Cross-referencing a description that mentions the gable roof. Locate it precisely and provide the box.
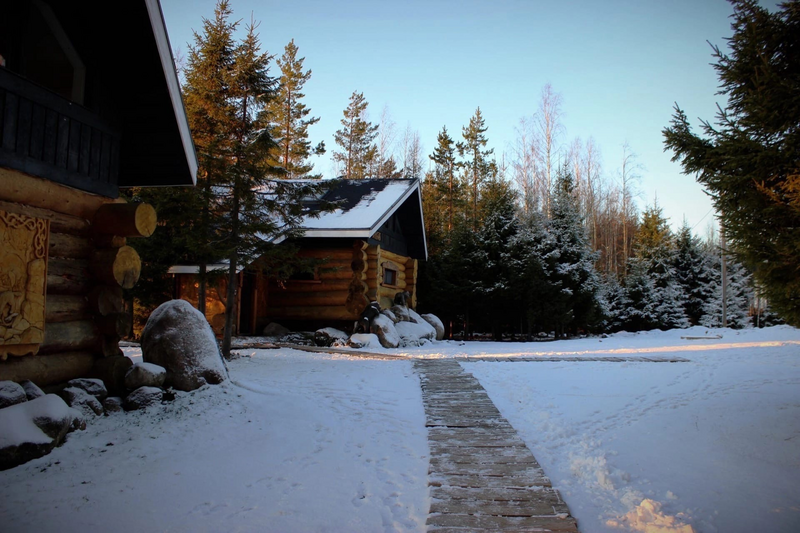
[303,179,421,237]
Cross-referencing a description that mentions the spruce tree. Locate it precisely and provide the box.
[546,170,602,336]
[267,39,325,179]
[181,0,239,314]
[673,221,713,325]
[429,127,465,236]
[332,91,378,179]
[700,243,754,329]
[629,204,689,330]
[458,108,496,228]
[663,0,800,325]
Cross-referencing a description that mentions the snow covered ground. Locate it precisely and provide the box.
[1,326,798,533]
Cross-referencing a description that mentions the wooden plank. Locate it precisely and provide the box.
[16,97,32,157]
[429,486,557,503]
[429,498,569,517]
[431,474,552,489]
[0,199,90,235]
[56,114,70,169]
[43,108,58,165]
[2,91,17,150]
[68,119,81,172]
[79,123,91,176]
[49,232,93,259]
[47,258,92,295]
[29,102,46,160]
[427,514,578,532]
[45,294,90,323]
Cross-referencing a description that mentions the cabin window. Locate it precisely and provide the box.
[383,268,397,286]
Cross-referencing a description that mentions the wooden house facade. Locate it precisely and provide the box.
[0,0,197,389]
[172,179,427,333]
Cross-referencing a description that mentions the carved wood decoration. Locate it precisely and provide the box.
[0,210,50,359]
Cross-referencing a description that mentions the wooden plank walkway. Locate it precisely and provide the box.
[415,359,580,532]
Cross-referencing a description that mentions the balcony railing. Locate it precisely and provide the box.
[0,68,121,198]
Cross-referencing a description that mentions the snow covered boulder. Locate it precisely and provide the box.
[66,378,107,402]
[124,387,163,411]
[371,314,400,348]
[395,310,437,346]
[102,397,123,414]
[390,305,411,322]
[381,308,399,323]
[314,327,348,347]
[420,313,445,341]
[60,387,104,417]
[347,333,381,349]
[0,394,83,471]
[0,381,27,409]
[141,299,228,392]
[20,380,45,401]
[124,363,166,390]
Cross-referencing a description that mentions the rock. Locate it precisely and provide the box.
[262,322,290,338]
[102,397,124,413]
[60,387,104,417]
[347,333,381,349]
[396,311,437,347]
[141,299,228,392]
[371,314,400,348]
[124,387,163,411]
[0,381,27,409]
[381,308,399,323]
[0,394,83,471]
[390,305,411,322]
[91,355,133,397]
[20,380,45,401]
[420,313,445,341]
[409,310,438,336]
[124,363,166,390]
[314,327,348,347]
[66,378,108,402]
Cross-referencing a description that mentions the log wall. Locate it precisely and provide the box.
[0,170,143,387]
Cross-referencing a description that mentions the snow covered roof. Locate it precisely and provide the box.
[303,178,424,235]
[168,263,244,275]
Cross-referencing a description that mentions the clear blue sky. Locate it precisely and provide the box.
[161,0,741,234]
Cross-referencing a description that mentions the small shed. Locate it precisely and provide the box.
[172,178,427,333]
[0,0,197,388]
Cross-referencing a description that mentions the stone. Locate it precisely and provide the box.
[124,363,166,390]
[0,394,83,471]
[66,378,108,402]
[20,380,45,401]
[420,313,445,340]
[0,381,27,409]
[91,355,133,397]
[390,305,411,322]
[141,299,228,392]
[370,314,400,349]
[102,397,124,413]
[262,322,290,338]
[381,308,399,323]
[347,333,381,349]
[60,387,104,417]
[314,327,348,347]
[124,386,163,411]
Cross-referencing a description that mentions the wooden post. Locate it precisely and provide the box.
[91,246,141,288]
[92,203,157,237]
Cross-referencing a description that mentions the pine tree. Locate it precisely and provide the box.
[429,126,464,236]
[474,178,520,339]
[629,204,689,330]
[181,0,239,314]
[546,169,602,336]
[332,91,378,179]
[663,0,800,326]
[673,221,713,325]
[267,39,325,179]
[458,108,496,228]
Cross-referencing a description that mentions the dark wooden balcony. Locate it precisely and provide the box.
[0,68,120,198]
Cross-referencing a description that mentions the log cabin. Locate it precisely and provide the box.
[171,178,428,334]
[0,0,197,390]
